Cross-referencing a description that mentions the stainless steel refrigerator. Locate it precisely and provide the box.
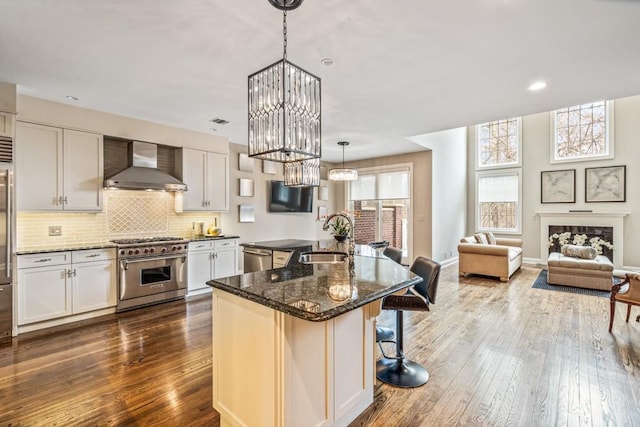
[0,138,13,341]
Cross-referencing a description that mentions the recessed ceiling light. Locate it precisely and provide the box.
[528,81,547,91]
[321,58,334,66]
[66,95,79,101]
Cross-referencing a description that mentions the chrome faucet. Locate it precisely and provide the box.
[322,213,355,274]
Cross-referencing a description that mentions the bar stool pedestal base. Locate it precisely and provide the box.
[376,358,429,388]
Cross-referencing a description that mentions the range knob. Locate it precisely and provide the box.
[134,249,140,255]
[172,246,177,251]
[144,248,149,254]
[128,249,134,255]
[176,245,182,250]
[120,250,125,256]
[150,248,155,253]
[161,247,167,253]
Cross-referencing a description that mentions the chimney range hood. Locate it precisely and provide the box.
[104,141,187,191]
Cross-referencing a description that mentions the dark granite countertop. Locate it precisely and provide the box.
[190,235,240,242]
[208,245,420,322]
[16,242,118,255]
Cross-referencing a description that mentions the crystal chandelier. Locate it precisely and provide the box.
[284,157,320,187]
[329,141,358,181]
[248,0,321,163]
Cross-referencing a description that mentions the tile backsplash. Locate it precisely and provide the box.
[16,189,220,248]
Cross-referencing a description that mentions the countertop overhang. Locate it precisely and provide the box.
[208,243,420,322]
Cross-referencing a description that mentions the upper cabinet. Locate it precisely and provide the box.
[0,112,14,138]
[16,122,104,211]
[176,148,228,211]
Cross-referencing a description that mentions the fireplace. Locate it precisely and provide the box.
[548,225,613,261]
[537,211,629,267]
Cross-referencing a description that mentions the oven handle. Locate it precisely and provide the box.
[120,255,187,270]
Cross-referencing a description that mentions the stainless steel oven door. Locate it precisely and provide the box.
[118,255,187,306]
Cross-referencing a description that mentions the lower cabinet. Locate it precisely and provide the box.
[17,248,117,326]
[188,239,238,292]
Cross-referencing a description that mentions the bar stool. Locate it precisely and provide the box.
[376,246,404,342]
[376,256,441,388]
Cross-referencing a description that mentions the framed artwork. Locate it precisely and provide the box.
[541,169,575,203]
[317,206,328,220]
[239,204,255,222]
[239,178,254,197]
[238,153,255,172]
[585,165,626,202]
[319,185,329,201]
[262,160,279,175]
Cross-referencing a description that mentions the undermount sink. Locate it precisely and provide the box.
[298,251,349,264]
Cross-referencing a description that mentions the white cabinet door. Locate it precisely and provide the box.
[18,265,71,324]
[188,249,214,291]
[0,112,14,138]
[206,152,228,211]
[15,122,63,210]
[16,122,103,211]
[214,247,237,279]
[177,149,228,212]
[179,148,207,211]
[72,259,116,314]
[63,129,103,211]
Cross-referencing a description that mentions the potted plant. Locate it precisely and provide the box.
[330,217,350,242]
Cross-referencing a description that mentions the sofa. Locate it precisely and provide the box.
[458,234,523,281]
[547,251,614,291]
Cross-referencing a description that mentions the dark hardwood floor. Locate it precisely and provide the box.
[1,264,639,426]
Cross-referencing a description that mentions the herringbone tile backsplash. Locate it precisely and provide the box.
[16,189,220,249]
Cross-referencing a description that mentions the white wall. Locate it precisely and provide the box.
[221,143,338,250]
[410,128,467,262]
[467,94,640,268]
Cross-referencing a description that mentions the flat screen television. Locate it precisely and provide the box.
[269,180,313,213]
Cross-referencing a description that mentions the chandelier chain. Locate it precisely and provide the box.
[283,9,287,60]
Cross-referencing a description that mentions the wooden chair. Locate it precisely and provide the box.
[609,273,640,333]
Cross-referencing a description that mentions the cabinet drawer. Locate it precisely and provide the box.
[72,248,116,263]
[18,252,71,269]
[214,239,237,250]
[189,241,214,251]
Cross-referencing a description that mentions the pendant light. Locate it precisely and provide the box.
[284,157,320,187]
[247,0,321,163]
[329,141,358,181]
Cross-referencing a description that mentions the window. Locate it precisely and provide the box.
[348,165,412,262]
[476,169,522,233]
[476,117,522,169]
[551,100,614,163]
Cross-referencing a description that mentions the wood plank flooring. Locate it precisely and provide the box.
[1,264,639,426]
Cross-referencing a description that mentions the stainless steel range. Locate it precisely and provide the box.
[111,237,188,311]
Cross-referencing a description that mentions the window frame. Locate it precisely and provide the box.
[475,168,522,235]
[475,117,523,170]
[550,100,614,164]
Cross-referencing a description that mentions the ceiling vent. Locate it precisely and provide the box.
[209,117,229,125]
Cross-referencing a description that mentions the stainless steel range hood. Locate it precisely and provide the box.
[104,141,187,191]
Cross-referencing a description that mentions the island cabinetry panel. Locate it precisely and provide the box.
[212,289,375,427]
[17,249,116,326]
[272,250,293,268]
[0,112,14,137]
[16,122,103,211]
[188,239,238,292]
[176,148,228,211]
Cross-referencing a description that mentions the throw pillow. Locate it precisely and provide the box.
[561,244,597,260]
[485,232,497,245]
[474,233,488,245]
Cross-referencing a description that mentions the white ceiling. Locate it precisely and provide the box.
[1,0,639,162]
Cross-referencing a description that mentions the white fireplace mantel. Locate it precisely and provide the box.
[536,211,630,266]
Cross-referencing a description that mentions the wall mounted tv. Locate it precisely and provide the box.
[269,180,313,213]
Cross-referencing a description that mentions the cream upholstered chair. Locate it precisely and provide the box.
[609,273,640,332]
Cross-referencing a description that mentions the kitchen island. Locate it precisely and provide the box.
[207,241,420,427]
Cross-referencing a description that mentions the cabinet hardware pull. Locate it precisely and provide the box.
[66,269,72,278]
[86,254,100,258]
[72,268,76,277]
[57,196,63,205]
[35,258,52,263]
[64,196,68,204]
